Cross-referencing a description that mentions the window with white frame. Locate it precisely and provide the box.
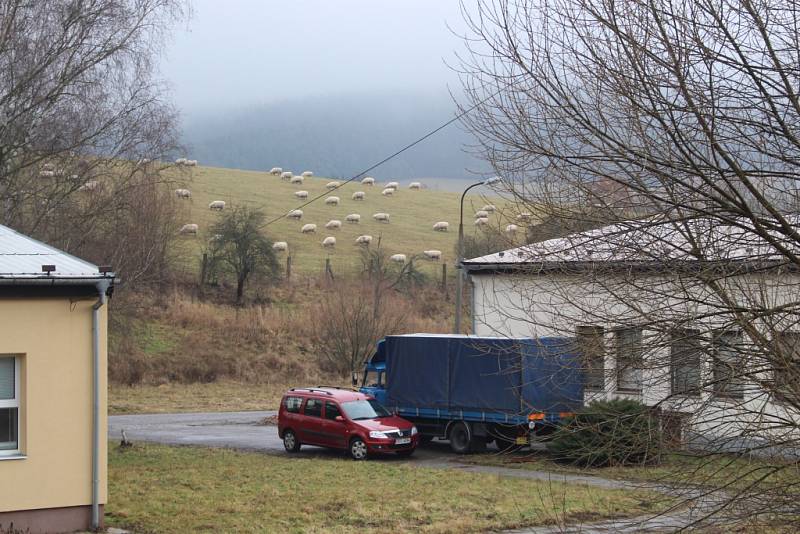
[577,326,605,390]
[0,356,19,455]
[670,330,702,396]
[616,328,643,392]
[712,331,745,399]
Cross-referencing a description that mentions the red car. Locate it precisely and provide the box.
[278,387,419,460]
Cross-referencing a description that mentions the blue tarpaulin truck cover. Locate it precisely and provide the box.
[383,334,582,415]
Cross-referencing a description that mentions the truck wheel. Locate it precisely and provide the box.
[283,430,301,453]
[349,437,368,461]
[449,421,472,454]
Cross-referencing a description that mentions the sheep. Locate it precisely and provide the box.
[272,241,288,252]
[280,171,293,181]
[287,209,304,219]
[373,212,390,223]
[409,182,422,190]
[270,167,283,175]
[301,223,317,234]
[423,250,442,261]
[302,171,314,178]
[433,221,449,232]
[78,180,100,192]
[175,157,187,165]
[390,253,407,263]
[517,212,532,221]
[326,181,340,190]
[385,181,399,190]
[325,196,340,206]
[474,210,490,219]
[325,219,342,230]
[209,200,226,211]
[352,191,365,201]
[482,204,497,213]
[505,224,519,234]
[361,176,375,186]
[185,159,198,167]
[175,188,192,199]
[294,190,309,199]
[345,213,361,223]
[322,236,336,248]
[290,175,304,185]
[381,188,394,197]
[355,235,373,246]
[475,217,489,226]
[179,223,198,235]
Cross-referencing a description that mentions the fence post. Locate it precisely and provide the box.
[198,253,208,299]
[441,263,448,300]
[325,257,334,281]
[286,255,292,281]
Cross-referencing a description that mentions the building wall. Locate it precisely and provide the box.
[0,297,107,514]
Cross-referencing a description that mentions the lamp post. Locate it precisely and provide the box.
[455,176,501,334]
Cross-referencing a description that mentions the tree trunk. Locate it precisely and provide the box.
[236,277,245,305]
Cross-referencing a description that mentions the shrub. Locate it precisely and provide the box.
[547,399,661,467]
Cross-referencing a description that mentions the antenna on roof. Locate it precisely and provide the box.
[41,264,55,275]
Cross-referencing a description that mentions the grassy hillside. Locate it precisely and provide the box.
[168,165,513,276]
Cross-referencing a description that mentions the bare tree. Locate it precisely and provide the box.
[458,0,800,527]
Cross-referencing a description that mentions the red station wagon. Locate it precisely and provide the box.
[278,387,419,460]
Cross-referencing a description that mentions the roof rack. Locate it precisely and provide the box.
[289,387,333,396]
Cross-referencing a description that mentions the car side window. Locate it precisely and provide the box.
[325,401,341,420]
[304,398,323,417]
[284,396,302,413]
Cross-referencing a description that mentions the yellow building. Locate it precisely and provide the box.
[0,225,115,532]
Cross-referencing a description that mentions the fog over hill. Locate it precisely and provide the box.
[180,92,491,185]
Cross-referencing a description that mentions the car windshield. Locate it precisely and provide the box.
[340,399,391,420]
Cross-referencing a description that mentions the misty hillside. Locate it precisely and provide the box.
[180,92,491,181]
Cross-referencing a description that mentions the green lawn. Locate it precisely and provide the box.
[169,165,518,276]
[106,443,667,533]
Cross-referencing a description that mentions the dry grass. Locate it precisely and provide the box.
[106,442,668,533]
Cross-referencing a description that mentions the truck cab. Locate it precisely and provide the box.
[359,360,386,405]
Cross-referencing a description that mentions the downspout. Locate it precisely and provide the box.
[92,279,110,530]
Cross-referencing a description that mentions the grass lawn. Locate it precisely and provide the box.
[106,443,667,534]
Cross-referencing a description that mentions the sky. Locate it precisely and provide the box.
[162,1,473,115]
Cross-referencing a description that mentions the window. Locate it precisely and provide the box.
[577,326,605,390]
[774,332,800,402]
[284,396,302,413]
[303,398,322,417]
[615,328,643,392]
[670,330,702,396]
[324,401,341,420]
[0,356,19,455]
[712,331,745,399]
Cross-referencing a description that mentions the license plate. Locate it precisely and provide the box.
[395,437,411,445]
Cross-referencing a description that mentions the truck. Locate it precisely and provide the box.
[358,334,584,453]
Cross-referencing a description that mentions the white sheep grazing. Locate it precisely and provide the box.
[326,181,340,190]
[301,223,317,234]
[517,212,532,221]
[175,157,187,165]
[505,224,519,234]
[482,204,497,213]
[322,236,336,248]
[270,167,283,175]
[390,253,407,263]
[325,196,340,206]
[325,220,342,230]
[294,190,309,199]
[355,235,373,246]
[409,182,422,190]
[361,176,375,186]
[79,180,100,192]
[175,188,192,199]
[287,209,304,219]
[346,213,361,223]
[302,171,314,178]
[385,181,399,190]
[381,188,394,197]
[433,221,449,232]
[423,250,442,261]
[474,210,490,219]
[280,171,293,181]
[290,175,304,185]
[373,212,390,223]
[209,200,226,211]
[179,223,198,235]
[475,217,489,226]
[272,241,288,252]
[185,159,198,167]
[352,191,365,201]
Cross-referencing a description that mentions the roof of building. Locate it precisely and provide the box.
[463,214,800,272]
[0,224,113,281]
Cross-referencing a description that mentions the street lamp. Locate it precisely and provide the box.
[455,176,501,334]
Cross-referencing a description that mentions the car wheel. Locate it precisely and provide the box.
[283,429,301,453]
[449,421,472,454]
[396,449,414,458]
[349,437,368,461]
